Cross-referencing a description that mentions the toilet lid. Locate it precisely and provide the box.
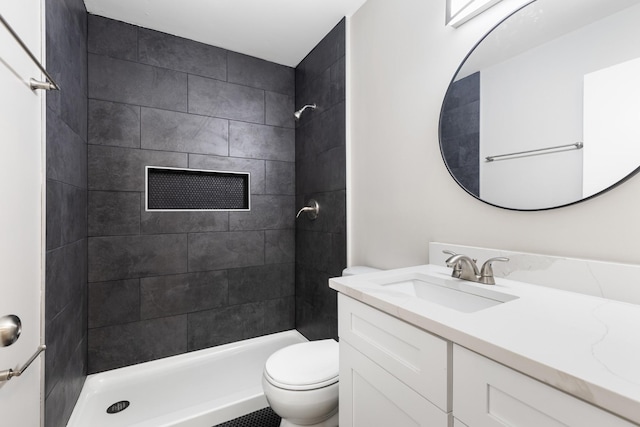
[264,339,339,390]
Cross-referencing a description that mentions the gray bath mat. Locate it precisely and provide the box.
[213,407,281,427]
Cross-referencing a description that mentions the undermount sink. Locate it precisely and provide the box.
[371,273,518,313]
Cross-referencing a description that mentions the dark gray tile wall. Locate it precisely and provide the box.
[294,19,346,341]
[441,72,480,196]
[87,15,295,373]
[45,0,88,426]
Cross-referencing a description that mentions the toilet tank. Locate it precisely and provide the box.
[342,266,381,276]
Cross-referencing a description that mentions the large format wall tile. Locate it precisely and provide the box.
[264,297,295,333]
[440,100,480,140]
[138,28,227,80]
[88,100,141,148]
[229,195,294,231]
[88,145,187,191]
[88,234,188,282]
[88,191,140,236]
[140,204,229,234]
[46,0,88,139]
[89,54,188,112]
[88,279,140,328]
[266,161,295,195]
[266,92,295,129]
[46,180,87,250]
[296,101,346,159]
[442,71,480,111]
[46,0,88,424]
[296,230,331,273]
[188,231,264,271]
[296,19,345,88]
[140,271,228,319]
[296,146,346,194]
[228,52,294,96]
[45,297,86,401]
[45,339,86,427]
[187,302,265,350]
[228,264,294,305]
[229,121,295,162]
[265,230,295,264]
[47,109,87,189]
[45,240,87,325]
[141,108,228,155]
[87,15,137,60]
[88,316,187,372]
[440,73,480,196]
[295,20,346,342]
[188,75,265,123]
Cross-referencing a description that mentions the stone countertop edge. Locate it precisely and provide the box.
[329,264,640,426]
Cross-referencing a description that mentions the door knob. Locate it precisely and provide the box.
[0,315,21,347]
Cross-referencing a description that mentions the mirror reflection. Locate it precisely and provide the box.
[440,0,640,210]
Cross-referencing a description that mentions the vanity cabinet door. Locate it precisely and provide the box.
[453,345,636,427]
[338,294,450,411]
[340,341,451,427]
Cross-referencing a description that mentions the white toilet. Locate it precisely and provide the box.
[262,266,381,427]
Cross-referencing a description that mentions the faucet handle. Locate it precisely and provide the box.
[443,252,463,278]
[479,257,509,284]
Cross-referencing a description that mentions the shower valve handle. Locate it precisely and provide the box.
[296,199,319,220]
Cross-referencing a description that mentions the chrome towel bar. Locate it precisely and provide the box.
[485,142,583,162]
[0,13,60,91]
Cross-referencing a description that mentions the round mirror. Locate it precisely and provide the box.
[439,0,640,210]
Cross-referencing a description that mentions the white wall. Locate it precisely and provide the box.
[348,0,640,270]
[0,0,44,424]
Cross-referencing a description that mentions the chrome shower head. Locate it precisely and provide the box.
[294,104,317,120]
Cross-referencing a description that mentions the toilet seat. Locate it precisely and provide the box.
[264,339,339,391]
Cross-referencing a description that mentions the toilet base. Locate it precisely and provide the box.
[280,410,338,427]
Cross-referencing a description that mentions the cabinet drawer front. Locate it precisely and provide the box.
[338,294,450,410]
[340,341,451,427]
[453,345,636,427]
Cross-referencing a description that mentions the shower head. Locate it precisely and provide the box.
[294,104,317,120]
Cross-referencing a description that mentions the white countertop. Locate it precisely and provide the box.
[329,264,640,425]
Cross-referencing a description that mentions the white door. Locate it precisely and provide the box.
[0,0,45,425]
[583,57,640,198]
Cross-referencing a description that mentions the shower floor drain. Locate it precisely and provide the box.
[106,400,130,414]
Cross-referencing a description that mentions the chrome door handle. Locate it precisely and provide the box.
[0,314,22,347]
[0,345,46,382]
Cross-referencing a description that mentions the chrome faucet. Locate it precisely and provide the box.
[444,251,509,285]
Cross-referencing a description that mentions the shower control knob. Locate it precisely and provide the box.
[296,199,320,220]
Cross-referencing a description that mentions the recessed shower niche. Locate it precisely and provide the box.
[145,166,250,211]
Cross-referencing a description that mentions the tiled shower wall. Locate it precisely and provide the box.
[440,72,480,197]
[86,16,296,373]
[294,20,347,340]
[45,0,88,425]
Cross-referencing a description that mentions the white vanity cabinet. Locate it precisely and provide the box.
[453,345,636,427]
[338,294,638,427]
[338,294,452,427]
